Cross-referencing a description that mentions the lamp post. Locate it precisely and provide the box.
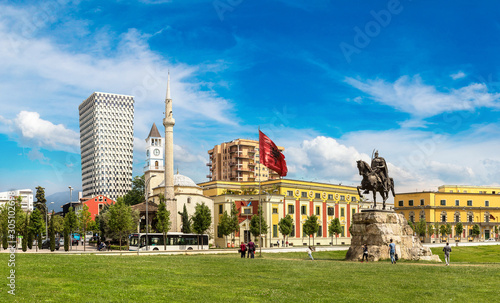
[68,186,73,203]
[145,174,157,252]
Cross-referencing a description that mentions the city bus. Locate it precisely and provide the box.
[129,232,209,251]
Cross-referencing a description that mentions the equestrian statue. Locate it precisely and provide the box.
[356,150,395,210]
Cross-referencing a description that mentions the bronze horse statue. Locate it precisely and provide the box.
[356,160,395,210]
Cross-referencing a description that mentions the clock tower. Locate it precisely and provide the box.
[144,123,164,199]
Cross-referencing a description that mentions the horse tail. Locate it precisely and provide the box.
[390,178,395,197]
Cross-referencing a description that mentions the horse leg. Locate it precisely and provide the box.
[357,186,362,197]
[381,190,386,210]
[373,191,376,209]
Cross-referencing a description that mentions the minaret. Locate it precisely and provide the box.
[163,72,177,230]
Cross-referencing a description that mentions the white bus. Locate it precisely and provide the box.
[129,232,209,251]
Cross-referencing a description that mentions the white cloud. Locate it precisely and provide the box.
[450,71,466,80]
[4,111,80,153]
[345,75,500,119]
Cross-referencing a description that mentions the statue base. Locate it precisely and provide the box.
[345,211,440,262]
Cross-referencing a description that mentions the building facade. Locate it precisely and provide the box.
[79,92,135,201]
[199,179,362,248]
[74,195,115,220]
[207,139,284,182]
[395,185,500,242]
[0,189,34,212]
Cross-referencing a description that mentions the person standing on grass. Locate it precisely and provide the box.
[361,244,369,262]
[388,239,396,264]
[307,246,314,260]
[443,242,452,266]
[248,240,255,259]
[240,242,247,258]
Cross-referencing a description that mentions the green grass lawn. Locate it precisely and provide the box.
[1,246,499,302]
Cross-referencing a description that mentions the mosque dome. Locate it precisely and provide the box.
[174,173,199,187]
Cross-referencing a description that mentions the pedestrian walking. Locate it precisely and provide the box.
[306,246,314,260]
[443,242,452,266]
[248,240,255,259]
[388,239,396,264]
[361,243,369,262]
[239,242,247,258]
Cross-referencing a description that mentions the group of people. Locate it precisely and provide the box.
[239,240,256,258]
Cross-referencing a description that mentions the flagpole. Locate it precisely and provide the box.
[258,126,262,257]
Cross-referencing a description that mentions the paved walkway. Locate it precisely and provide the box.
[2,241,497,255]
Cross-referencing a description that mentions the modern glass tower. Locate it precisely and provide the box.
[79,92,135,200]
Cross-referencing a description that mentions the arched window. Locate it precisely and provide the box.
[187,197,192,204]
[409,211,415,223]
[454,211,460,223]
[467,211,474,223]
[484,212,490,223]
[155,161,159,168]
[440,211,447,223]
[419,210,425,221]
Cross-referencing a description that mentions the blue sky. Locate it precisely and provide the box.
[2,0,500,198]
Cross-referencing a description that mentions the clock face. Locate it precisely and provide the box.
[154,148,160,156]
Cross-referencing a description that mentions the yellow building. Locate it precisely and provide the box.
[395,185,500,242]
[199,178,365,248]
[207,139,284,182]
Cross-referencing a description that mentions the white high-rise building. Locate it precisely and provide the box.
[79,92,135,201]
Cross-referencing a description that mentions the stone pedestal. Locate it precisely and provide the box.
[345,211,440,262]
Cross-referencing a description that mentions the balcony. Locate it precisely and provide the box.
[248,161,255,167]
[206,174,213,179]
[247,149,256,154]
[206,162,212,166]
[144,165,165,171]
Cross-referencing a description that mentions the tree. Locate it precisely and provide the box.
[229,202,239,244]
[123,175,145,206]
[49,211,56,251]
[427,224,435,239]
[29,209,44,251]
[52,215,64,237]
[455,222,464,239]
[35,186,47,213]
[407,220,415,233]
[439,224,448,238]
[63,226,70,251]
[250,205,268,249]
[156,200,171,250]
[0,204,9,249]
[416,219,427,238]
[178,204,192,233]
[192,202,212,249]
[303,215,320,246]
[434,223,441,242]
[329,218,342,245]
[22,214,28,252]
[471,224,480,239]
[278,215,293,246]
[217,211,232,247]
[105,197,138,248]
[77,205,92,251]
[64,208,77,250]
[495,225,499,239]
[445,223,452,239]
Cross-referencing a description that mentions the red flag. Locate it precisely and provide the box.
[259,130,287,177]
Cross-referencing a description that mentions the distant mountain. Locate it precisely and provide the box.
[46,190,81,212]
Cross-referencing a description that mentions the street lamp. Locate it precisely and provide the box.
[69,186,73,203]
[145,174,157,252]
